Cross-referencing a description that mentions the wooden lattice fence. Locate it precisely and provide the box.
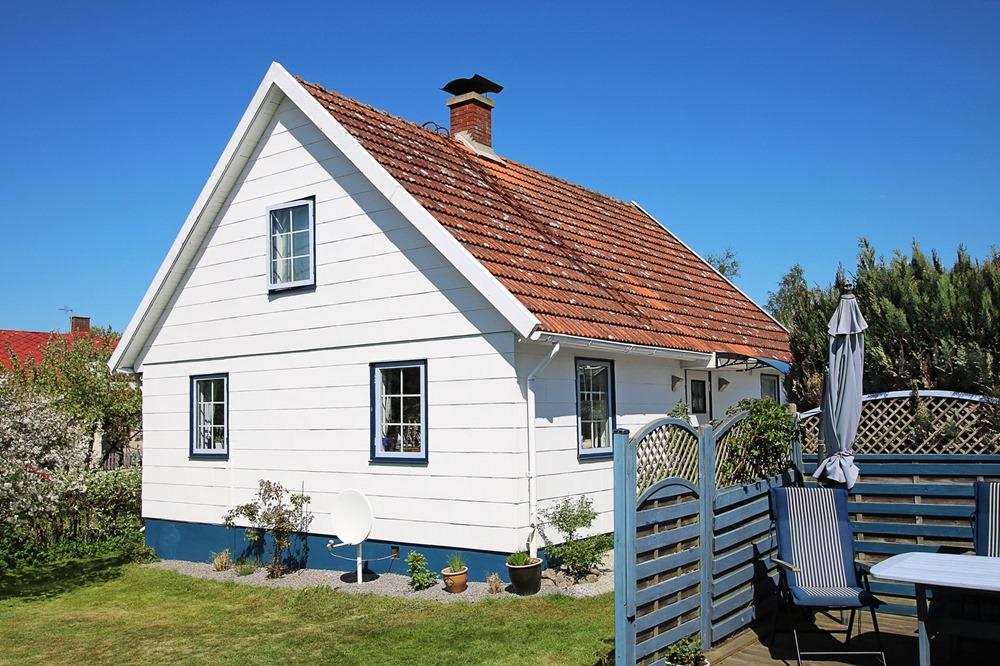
[800,390,997,455]
[634,419,700,495]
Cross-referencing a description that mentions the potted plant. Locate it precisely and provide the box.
[506,551,542,595]
[441,553,468,593]
[663,637,708,666]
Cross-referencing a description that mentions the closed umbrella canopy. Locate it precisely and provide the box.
[813,283,867,488]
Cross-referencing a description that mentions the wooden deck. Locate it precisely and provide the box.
[707,609,995,665]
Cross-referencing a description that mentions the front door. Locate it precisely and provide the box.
[686,371,711,424]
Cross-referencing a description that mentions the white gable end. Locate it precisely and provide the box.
[137,97,511,367]
[111,62,538,373]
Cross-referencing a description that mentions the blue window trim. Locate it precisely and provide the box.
[266,197,316,293]
[370,359,428,465]
[575,357,616,461]
[189,373,229,460]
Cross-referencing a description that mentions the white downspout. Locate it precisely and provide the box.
[526,343,560,558]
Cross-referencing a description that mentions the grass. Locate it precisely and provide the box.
[0,558,614,665]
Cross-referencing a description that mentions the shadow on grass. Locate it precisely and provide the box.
[0,554,131,602]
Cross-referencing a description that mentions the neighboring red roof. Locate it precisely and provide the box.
[299,79,792,362]
[0,329,112,371]
[0,330,65,370]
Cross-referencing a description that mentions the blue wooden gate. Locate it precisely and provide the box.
[614,414,797,664]
[613,418,715,665]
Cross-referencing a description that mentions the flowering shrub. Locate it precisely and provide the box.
[1,379,89,535]
[0,378,148,567]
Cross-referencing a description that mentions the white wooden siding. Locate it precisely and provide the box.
[519,342,779,539]
[138,97,529,554]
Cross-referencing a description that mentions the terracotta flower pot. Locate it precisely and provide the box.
[506,558,542,595]
[441,566,468,593]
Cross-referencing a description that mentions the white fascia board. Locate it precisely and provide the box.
[272,65,539,339]
[630,201,791,336]
[111,62,539,373]
[110,65,285,373]
[526,331,712,363]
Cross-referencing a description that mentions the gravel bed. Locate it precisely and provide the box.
[145,558,613,602]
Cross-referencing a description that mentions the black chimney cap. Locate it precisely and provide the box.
[442,74,503,96]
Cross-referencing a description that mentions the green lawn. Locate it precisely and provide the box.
[0,558,614,665]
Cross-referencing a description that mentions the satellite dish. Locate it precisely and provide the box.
[330,489,373,546]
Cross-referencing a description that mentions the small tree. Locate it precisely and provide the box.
[223,480,312,578]
[4,327,141,466]
[706,247,741,279]
[542,496,612,578]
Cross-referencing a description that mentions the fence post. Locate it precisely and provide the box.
[613,427,635,666]
[698,425,717,651]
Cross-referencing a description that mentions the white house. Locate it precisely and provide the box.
[111,63,791,579]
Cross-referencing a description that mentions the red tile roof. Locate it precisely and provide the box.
[300,79,791,362]
[0,330,64,370]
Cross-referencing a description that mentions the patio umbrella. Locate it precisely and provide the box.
[813,282,867,489]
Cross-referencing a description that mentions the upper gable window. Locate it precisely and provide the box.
[267,200,315,290]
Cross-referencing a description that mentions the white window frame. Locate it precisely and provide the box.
[266,199,315,291]
[190,374,228,458]
[576,358,615,459]
[371,360,428,463]
[761,374,781,402]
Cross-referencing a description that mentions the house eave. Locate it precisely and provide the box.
[526,331,713,364]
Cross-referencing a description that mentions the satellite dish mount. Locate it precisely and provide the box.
[329,489,374,585]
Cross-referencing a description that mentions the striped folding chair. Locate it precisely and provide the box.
[769,486,885,666]
[973,481,1000,557]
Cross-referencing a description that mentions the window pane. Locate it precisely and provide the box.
[213,426,226,449]
[198,380,214,404]
[592,421,609,448]
[212,403,225,427]
[292,230,310,256]
[272,233,291,259]
[402,366,421,394]
[401,425,422,453]
[291,204,310,232]
[762,375,779,402]
[381,425,400,452]
[580,421,593,449]
[691,380,707,413]
[382,368,401,395]
[292,256,310,281]
[270,209,291,234]
[387,396,401,424]
[198,427,212,451]
[402,397,421,424]
[272,259,291,284]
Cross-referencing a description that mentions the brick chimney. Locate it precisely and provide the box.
[70,316,90,333]
[443,74,503,149]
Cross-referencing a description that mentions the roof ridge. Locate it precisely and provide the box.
[298,76,640,211]
[296,78,456,145]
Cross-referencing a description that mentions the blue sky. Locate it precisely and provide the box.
[1,1,997,332]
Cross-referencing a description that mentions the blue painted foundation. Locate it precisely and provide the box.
[145,518,546,582]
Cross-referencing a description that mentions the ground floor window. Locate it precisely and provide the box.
[577,358,615,458]
[371,360,427,463]
[761,374,780,402]
[191,374,228,457]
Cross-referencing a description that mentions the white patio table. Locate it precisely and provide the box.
[870,552,1000,666]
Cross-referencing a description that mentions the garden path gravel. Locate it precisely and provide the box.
[144,556,613,602]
